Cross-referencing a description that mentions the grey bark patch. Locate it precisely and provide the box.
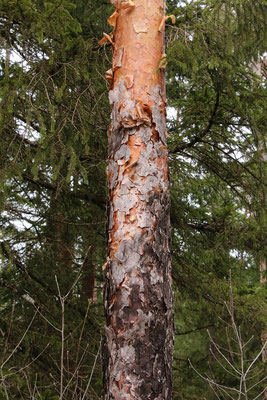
[136,164,150,178]
[138,212,151,228]
[115,241,141,270]
[109,80,127,105]
[137,193,146,201]
[109,128,124,156]
[109,204,114,230]
[119,183,129,196]
[111,261,125,285]
[127,128,137,136]
[125,251,141,271]
[120,345,136,363]
[113,193,139,214]
[139,175,158,193]
[120,101,141,128]
[152,105,166,144]
[108,160,119,190]
[146,142,157,160]
[116,287,131,310]
[137,126,151,142]
[150,266,163,284]
[136,159,158,178]
[128,272,144,291]
[150,84,163,102]
[115,241,127,263]
[121,129,130,143]
[156,142,167,157]
[114,144,131,162]
[148,85,166,144]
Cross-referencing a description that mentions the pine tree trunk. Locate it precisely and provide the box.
[102,1,174,398]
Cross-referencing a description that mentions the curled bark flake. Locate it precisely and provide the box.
[167,14,176,24]
[113,47,124,69]
[125,158,138,170]
[158,53,167,69]
[108,11,118,27]
[105,68,113,81]
[119,0,135,10]
[99,32,114,46]
[117,159,125,166]
[158,14,176,32]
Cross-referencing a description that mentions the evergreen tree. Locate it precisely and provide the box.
[0,0,109,397]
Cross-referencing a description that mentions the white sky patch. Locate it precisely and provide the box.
[167,106,177,120]
[17,119,40,142]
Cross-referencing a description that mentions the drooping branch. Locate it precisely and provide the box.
[170,91,220,153]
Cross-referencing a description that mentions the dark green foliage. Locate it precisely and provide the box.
[166,1,267,398]
[0,0,110,397]
[0,0,266,398]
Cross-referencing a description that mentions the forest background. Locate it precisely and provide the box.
[0,0,266,399]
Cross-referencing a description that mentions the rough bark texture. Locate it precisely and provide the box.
[102,0,174,399]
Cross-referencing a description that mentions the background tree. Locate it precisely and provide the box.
[166,0,266,398]
[0,0,109,397]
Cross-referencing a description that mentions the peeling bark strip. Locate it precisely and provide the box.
[102,0,174,399]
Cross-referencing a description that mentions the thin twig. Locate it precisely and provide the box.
[189,359,243,396]
[252,386,267,400]
[81,338,102,400]
[1,308,39,368]
[244,341,267,378]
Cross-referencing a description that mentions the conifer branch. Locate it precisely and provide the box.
[170,91,220,153]
[21,174,106,210]
[175,324,214,335]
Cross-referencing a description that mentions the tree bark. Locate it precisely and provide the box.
[102,0,174,398]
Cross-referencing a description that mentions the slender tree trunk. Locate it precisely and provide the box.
[81,248,97,302]
[102,1,174,398]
